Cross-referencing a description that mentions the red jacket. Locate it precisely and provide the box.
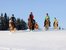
[29,14,34,19]
[32,15,34,19]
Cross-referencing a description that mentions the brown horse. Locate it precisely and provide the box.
[28,12,39,30]
[9,18,16,32]
[28,18,33,30]
[34,22,39,30]
[44,18,50,30]
[28,17,39,30]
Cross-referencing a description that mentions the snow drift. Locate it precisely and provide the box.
[0,30,66,50]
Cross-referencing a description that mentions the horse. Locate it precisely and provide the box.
[28,17,38,30]
[34,22,39,30]
[9,18,16,32]
[53,19,58,29]
[44,18,50,30]
[28,18,33,30]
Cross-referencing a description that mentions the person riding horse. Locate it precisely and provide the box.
[9,14,16,32]
[28,12,36,30]
[44,13,51,30]
[28,12,35,30]
[53,18,58,29]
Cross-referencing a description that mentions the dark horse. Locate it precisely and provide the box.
[44,18,51,30]
[28,16,35,30]
[28,12,35,30]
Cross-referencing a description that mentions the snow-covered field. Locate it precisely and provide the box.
[0,30,66,50]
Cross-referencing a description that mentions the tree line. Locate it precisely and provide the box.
[0,13,28,30]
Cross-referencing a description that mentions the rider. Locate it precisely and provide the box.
[28,12,35,30]
[45,13,50,20]
[44,13,51,27]
[29,12,34,19]
[53,17,58,29]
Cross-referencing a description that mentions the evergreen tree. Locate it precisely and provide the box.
[0,13,5,30]
[16,18,21,30]
[1,13,3,17]
[20,19,28,30]
[0,13,28,31]
[4,13,9,30]
[16,18,28,30]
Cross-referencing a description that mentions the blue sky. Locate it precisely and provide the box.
[0,0,66,29]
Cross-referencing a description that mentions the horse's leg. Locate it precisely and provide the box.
[45,26,48,30]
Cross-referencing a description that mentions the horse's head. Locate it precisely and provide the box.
[34,23,38,29]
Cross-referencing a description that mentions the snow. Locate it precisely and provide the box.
[0,30,66,50]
